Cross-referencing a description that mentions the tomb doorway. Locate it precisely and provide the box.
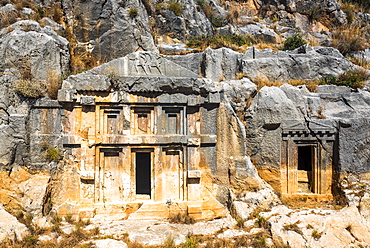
[297,146,315,193]
[135,152,151,197]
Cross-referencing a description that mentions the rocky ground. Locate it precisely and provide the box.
[2,198,370,247]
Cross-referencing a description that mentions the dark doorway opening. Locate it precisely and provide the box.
[135,152,151,196]
[298,146,314,193]
[298,146,313,171]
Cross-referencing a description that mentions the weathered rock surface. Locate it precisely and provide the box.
[236,23,280,43]
[168,46,356,82]
[154,0,214,40]
[0,205,29,242]
[268,206,370,248]
[0,19,69,174]
[61,0,157,61]
[245,82,370,182]
[93,239,128,248]
[92,216,235,246]
[258,0,347,26]
[0,20,69,81]
[0,166,50,215]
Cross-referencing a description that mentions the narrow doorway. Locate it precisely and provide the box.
[297,146,314,193]
[135,152,151,197]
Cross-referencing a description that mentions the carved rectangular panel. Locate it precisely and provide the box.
[131,107,154,135]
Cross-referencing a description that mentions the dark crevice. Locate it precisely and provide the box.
[341,96,355,110]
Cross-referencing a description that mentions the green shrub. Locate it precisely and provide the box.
[128,8,138,18]
[336,69,369,88]
[307,5,322,22]
[312,229,322,240]
[187,34,251,50]
[182,235,198,248]
[236,218,246,228]
[282,34,307,51]
[46,147,61,162]
[210,16,225,27]
[255,215,267,228]
[256,237,267,247]
[320,69,369,89]
[195,0,205,7]
[168,2,183,16]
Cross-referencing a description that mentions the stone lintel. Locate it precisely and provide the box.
[80,96,96,105]
[34,98,61,108]
[187,170,201,178]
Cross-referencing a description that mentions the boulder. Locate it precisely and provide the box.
[245,86,303,170]
[0,205,29,242]
[236,23,280,43]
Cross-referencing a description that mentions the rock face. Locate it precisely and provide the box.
[61,0,157,61]
[0,19,69,176]
[0,44,369,223]
[168,46,355,82]
[0,20,69,82]
[0,19,68,221]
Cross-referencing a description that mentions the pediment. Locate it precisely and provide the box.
[282,119,336,132]
[91,52,198,78]
[281,120,307,131]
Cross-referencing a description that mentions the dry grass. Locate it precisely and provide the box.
[347,57,370,69]
[0,214,96,248]
[64,23,102,74]
[42,2,65,24]
[168,212,195,224]
[286,79,319,92]
[252,75,283,90]
[0,7,19,27]
[339,0,370,13]
[46,69,61,99]
[254,42,279,50]
[226,5,241,24]
[248,206,268,220]
[283,221,303,235]
[14,80,46,98]
[186,34,252,52]
[331,24,370,55]
[251,76,320,92]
